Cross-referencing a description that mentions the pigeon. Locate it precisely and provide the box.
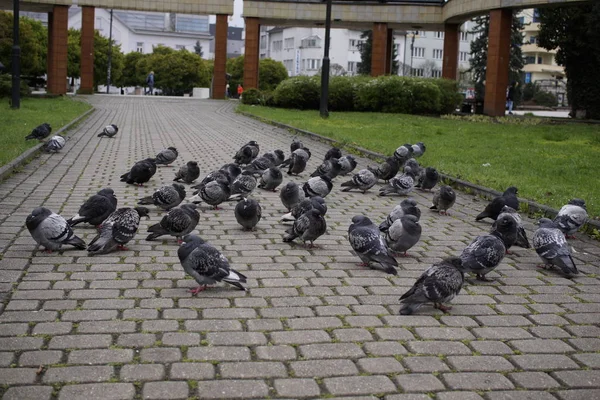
[368,157,400,182]
[416,167,440,191]
[379,198,422,232]
[285,148,311,175]
[533,218,578,276]
[495,206,530,249]
[97,124,118,138]
[553,199,588,238]
[25,123,51,141]
[310,158,343,179]
[173,161,200,184]
[192,181,230,210]
[283,208,327,248]
[339,155,358,175]
[430,185,456,215]
[146,204,200,242]
[258,167,283,191]
[282,196,327,222]
[404,158,422,177]
[229,173,257,200]
[411,142,426,158]
[475,186,519,221]
[155,147,179,166]
[265,150,286,166]
[459,214,517,281]
[234,141,260,165]
[399,257,464,315]
[67,188,118,227]
[385,214,422,256]
[138,183,186,211]
[279,181,304,212]
[340,169,377,193]
[393,144,413,165]
[42,135,66,153]
[324,147,343,161]
[220,163,242,181]
[303,175,333,198]
[120,158,157,186]
[179,235,247,293]
[87,207,150,255]
[193,170,231,190]
[244,156,274,175]
[26,207,86,252]
[235,198,262,231]
[290,137,304,153]
[348,216,398,275]
[379,166,416,197]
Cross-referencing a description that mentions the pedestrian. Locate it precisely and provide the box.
[237,84,244,99]
[146,71,155,96]
[225,83,230,98]
[506,82,516,115]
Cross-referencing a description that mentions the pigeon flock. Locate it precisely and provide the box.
[24,126,590,315]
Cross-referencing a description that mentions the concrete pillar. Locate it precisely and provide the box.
[243,17,260,90]
[79,6,95,94]
[442,23,460,80]
[47,5,68,95]
[46,12,53,91]
[213,14,228,99]
[484,9,512,116]
[385,28,393,75]
[371,23,388,76]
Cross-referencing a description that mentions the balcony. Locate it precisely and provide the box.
[521,43,556,54]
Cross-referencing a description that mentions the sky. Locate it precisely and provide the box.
[209,0,244,27]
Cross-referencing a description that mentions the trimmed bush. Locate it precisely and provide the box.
[241,88,261,105]
[412,79,442,114]
[0,74,31,98]
[273,76,319,110]
[432,78,463,114]
[327,76,355,111]
[533,90,557,107]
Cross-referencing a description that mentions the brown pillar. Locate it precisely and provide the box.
[79,6,95,94]
[371,23,388,76]
[484,9,512,116]
[243,17,260,90]
[213,14,228,99]
[47,12,54,91]
[385,28,393,75]
[47,5,69,95]
[442,23,460,80]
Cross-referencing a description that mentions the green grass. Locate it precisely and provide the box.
[238,105,600,218]
[0,97,92,168]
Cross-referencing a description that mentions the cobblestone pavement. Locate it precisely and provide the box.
[1,96,599,400]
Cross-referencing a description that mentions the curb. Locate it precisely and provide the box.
[0,107,95,183]
[238,110,600,232]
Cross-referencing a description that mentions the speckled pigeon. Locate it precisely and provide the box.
[97,124,118,138]
[533,218,578,276]
[138,183,186,211]
[42,135,66,153]
[341,169,377,193]
[192,180,230,210]
[120,158,157,186]
[146,204,200,242]
[235,198,262,231]
[368,157,400,182]
[26,207,86,252]
[283,208,327,248]
[303,175,333,198]
[379,166,416,197]
[379,198,421,232]
[385,214,422,256]
[310,158,342,179]
[553,199,588,238]
[229,173,257,201]
[174,161,200,184]
[393,144,413,165]
[87,207,150,255]
[339,155,358,175]
[430,185,456,215]
[155,147,179,166]
[67,188,118,227]
[348,215,398,275]
[282,196,327,222]
[475,186,519,221]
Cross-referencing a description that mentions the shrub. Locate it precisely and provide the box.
[412,79,442,114]
[533,90,557,107]
[354,77,386,112]
[432,78,463,114]
[0,73,31,98]
[328,76,355,111]
[273,76,319,110]
[262,91,276,107]
[241,88,261,105]
[522,82,540,101]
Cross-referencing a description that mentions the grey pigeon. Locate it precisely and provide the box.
[533,218,578,276]
[404,158,422,177]
[155,147,179,166]
[282,196,327,222]
[146,204,200,242]
[430,185,456,215]
[348,216,398,275]
[229,173,257,200]
[235,198,262,231]
[138,183,186,211]
[284,148,311,175]
[67,188,118,227]
[179,235,247,293]
[193,170,231,190]
[368,157,400,182]
[310,158,342,179]
[234,141,260,165]
[192,181,230,210]
[460,214,517,281]
[265,150,285,166]
[416,167,439,191]
[379,166,416,197]
[339,155,358,175]
[399,257,464,315]
[244,155,274,175]
[87,207,150,255]
[379,198,421,232]
[174,161,200,184]
[553,199,588,238]
[283,208,327,248]
[258,167,283,191]
[385,214,422,256]
[324,147,343,161]
[42,135,66,153]
[393,144,413,165]
[303,175,333,198]
[279,181,303,212]
[411,142,426,158]
[341,169,377,193]
[25,123,51,141]
[120,158,157,186]
[26,207,86,252]
[495,206,530,249]
[220,163,242,181]
[476,186,519,221]
[290,137,304,153]
[97,124,118,138]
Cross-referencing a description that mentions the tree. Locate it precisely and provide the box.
[258,58,288,91]
[226,55,245,90]
[67,29,81,83]
[329,63,346,76]
[92,31,124,89]
[357,30,372,75]
[0,12,47,78]
[116,51,147,88]
[538,4,600,119]
[194,41,203,58]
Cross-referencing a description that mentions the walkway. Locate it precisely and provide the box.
[0,97,599,400]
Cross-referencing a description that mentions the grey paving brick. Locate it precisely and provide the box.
[2,386,54,400]
[271,329,331,344]
[394,373,446,392]
[0,368,38,384]
[206,331,266,345]
[414,327,475,340]
[402,356,450,373]
[142,381,189,400]
[510,339,575,353]
[219,361,287,378]
[406,340,472,355]
[184,319,243,331]
[324,375,397,396]
[556,390,600,400]
[435,392,484,400]
[442,372,515,390]
[291,359,359,377]
[0,323,29,336]
[161,332,200,346]
[508,371,561,389]
[553,370,600,388]
[48,334,112,349]
[485,392,558,400]
[470,341,514,355]
[120,364,165,381]
[363,341,408,356]
[357,357,405,374]
[299,343,365,359]
[274,378,321,397]
[196,380,269,399]
[169,363,214,380]
[68,349,133,364]
[287,316,343,329]
[472,327,533,339]
[255,345,297,360]
[19,350,63,366]
[57,383,135,400]
[43,366,114,383]
[117,333,156,347]
[572,353,600,368]
[61,310,118,321]
[510,355,579,371]
[187,346,251,361]
[0,337,43,351]
[140,348,182,363]
[447,355,515,371]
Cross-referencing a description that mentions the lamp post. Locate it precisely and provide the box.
[11,0,21,109]
[106,9,113,94]
[409,33,416,76]
[319,0,332,119]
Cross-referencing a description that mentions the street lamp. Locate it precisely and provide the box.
[106,9,113,94]
[319,0,332,119]
[11,0,21,109]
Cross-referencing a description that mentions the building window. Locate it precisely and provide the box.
[96,17,103,29]
[460,31,468,41]
[529,36,537,44]
[433,49,443,59]
[260,53,267,59]
[176,45,185,50]
[283,59,293,71]
[301,37,320,48]
[533,9,541,23]
[537,56,543,64]
[349,39,362,51]
[459,51,469,62]
[431,70,442,78]
[136,42,144,53]
[525,56,536,64]
[525,73,532,84]
[412,68,424,77]
[434,31,444,39]
[304,59,321,70]
[347,61,357,73]
[260,36,267,49]
[518,16,525,24]
[273,40,283,51]
[284,37,294,49]
[413,47,425,58]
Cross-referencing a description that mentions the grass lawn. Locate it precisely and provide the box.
[238,105,600,218]
[0,97,92,168]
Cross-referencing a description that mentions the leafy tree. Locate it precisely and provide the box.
[92,31,124,89]
[194,40,203,57]
[0,12,47,78]
[116,51,147,88]
[143,46,210,95]
[226,55,245,90]
[357,30,372,75]
[538,4,600,119]
[67,29,81,82]
[258,58,288,91]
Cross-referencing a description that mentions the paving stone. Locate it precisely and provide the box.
[414,327,475,340]
[169,363,214,380]
[0,337,44,351]
[385,394,432,400]
[485,392,558,400]
[446,356,515,371]
[187,346,251,361]
[68,349,133,364]
[43,366,114,383]
[470,341,514,355]
[117,333,157,348]
[472,327,533,340]
[142,381,189,399]
[299,343,365,359]
[206,331,266,345]
[255,345,297,360]
[0,368,38,384]
[274,378,321,397]
[324,375,397,396]
[509,339,575,353]
[568,338,600,351]
[161,332,200,346]
[402,356,450,373]
[120,364,165,381]
[357,357,405,374]
[363,341,408,356]
[19,350,63,366]
[435,393,484,400]
[508,371,561,389]
[394,373,446,392]
[552,370,600,388]
[0,323,29,336]
[287,316,343,330]
[219,361,287,378]
[57,383,135,400]
[2,386,54,400]
[442,372,515,390]
[572,353,600,368]
[48,335,112,349]
[406,341,472,355]
[556,390,600,400]
[140,348,182,363]
[291,359,359,377]
[271,330,331,344]
[510,355,579,371]
[196,380,269,399]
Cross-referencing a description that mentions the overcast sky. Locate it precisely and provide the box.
[209,0,244,27]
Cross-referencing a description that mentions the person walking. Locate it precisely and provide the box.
[225,83,230,98]
[237,84,244,99]
[146,71,155,96]
[506,82,516,115]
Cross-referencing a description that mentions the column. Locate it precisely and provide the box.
[79,6,95,94]
[484,9,512,116]
[213,14,228,99]
[46,12,53,91]
[385,28,393,75]
[371,22,388,76]
[243,17,260,90]
[442,23,460,80]
[47,5,68,95]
